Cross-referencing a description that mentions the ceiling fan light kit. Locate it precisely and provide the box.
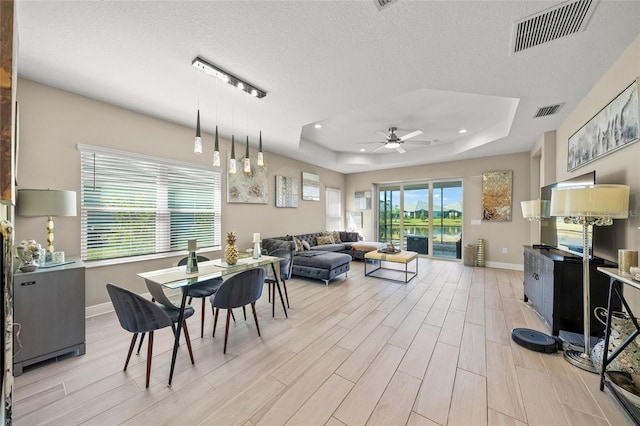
[363,126,425,153]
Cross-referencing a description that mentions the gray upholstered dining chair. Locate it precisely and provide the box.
[264,248,293,309]
[178,255,224,338]
[209,267,266,354]
[106,283,195,388]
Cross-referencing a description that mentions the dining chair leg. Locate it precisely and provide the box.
[242,305,247,320]
[182,321,195,364]
[213,307,219,338]
[136,332,146,355]
[146,330,154,388]
[282,280,290,308]
[124,333,138,371]
[251,302,261,336]
[200,297,206,338]
[224,309,231,354]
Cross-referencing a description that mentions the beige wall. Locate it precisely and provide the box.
[552,34,640,306]
[16,33,639,309]
[344,152,532,267]
[15,79,344,306]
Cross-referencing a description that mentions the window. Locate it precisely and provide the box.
[325,187,342,231]
[79,145,221,262]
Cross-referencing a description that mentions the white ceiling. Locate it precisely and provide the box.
[15,0,640,174]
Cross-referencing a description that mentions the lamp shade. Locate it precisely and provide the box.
[17,189,77,217]
[550,184,629,218]
[521,199,550,220]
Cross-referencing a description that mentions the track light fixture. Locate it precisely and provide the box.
[192,56,267,99]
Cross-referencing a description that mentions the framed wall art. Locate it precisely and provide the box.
[568,78,639,171]
[482,170,512,221]
[354,190,372,210]
[227,153,268,204]
[301,172,320,201]
[275,175,298,208]
[347,211,363,230]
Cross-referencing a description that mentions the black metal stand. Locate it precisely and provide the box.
[599,276,640,423]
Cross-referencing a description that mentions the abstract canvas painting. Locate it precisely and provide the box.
[568,79,639,171]
[275,175,298,208]
[227,154,268,204]
[482,170,512,221]
[302,172,320,201]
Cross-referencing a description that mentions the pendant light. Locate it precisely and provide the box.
[257,99,264,167]
[229,85,237,174]
[244,136,251,174]
[194,74,203,154]
[243,93,251,174]
[229,135,237,174]
[212,78,220,167]
[213,125,220,167]
[257,131,264,167]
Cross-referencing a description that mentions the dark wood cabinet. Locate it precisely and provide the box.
[522,246,618,337]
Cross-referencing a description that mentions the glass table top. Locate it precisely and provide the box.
[137,255,282,289]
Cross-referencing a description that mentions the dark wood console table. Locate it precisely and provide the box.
[597,267,640,424]
[523,246,616,337]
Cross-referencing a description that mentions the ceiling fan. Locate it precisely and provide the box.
[360,127,424,153]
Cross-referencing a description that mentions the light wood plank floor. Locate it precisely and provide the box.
[12,259,633,425]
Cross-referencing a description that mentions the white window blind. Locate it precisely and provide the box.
[79,145,221,261]
[326,187,342,231]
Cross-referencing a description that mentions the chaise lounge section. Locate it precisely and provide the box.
[263,232,381,285]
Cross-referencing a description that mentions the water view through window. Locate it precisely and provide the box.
[378,180,462,259]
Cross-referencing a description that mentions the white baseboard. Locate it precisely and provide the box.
[86,301,114,318]
[85,288,183,319]
[485,261,523,271]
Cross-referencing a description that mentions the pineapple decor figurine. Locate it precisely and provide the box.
[225,231,238,265]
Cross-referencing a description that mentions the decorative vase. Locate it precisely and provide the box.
[476,238,485,267]
[225,232,238,265]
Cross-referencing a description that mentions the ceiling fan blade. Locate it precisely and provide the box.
[400,130,423,141]
[376,131,389,139]
[396,146,406,154]
[372,144,387,153]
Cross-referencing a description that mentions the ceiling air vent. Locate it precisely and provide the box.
[512,0,598,54]
[534,103,565,118]
[374,0,398,11]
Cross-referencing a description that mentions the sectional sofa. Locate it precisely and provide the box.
[262,232,385,285]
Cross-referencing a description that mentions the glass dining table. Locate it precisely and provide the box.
[137,254,287,386]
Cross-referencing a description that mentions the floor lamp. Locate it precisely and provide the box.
[550,184,629,372]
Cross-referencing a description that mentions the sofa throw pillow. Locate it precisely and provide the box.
[301,240,311,251]
[316,235,334,245]
[293,236,304,252]
[331,231,342,243]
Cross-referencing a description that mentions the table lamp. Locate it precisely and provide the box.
[520,199,550,221]
[550,184,629,372]
[17,189,77,253]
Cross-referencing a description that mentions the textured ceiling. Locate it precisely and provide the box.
[15,0,640,173]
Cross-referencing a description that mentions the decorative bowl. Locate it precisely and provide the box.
[19,264,39,273]
[606,371,640,407]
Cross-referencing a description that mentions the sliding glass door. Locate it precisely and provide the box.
[377,180,462,259]
[378,185,401,247]
[432,181,463,259]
